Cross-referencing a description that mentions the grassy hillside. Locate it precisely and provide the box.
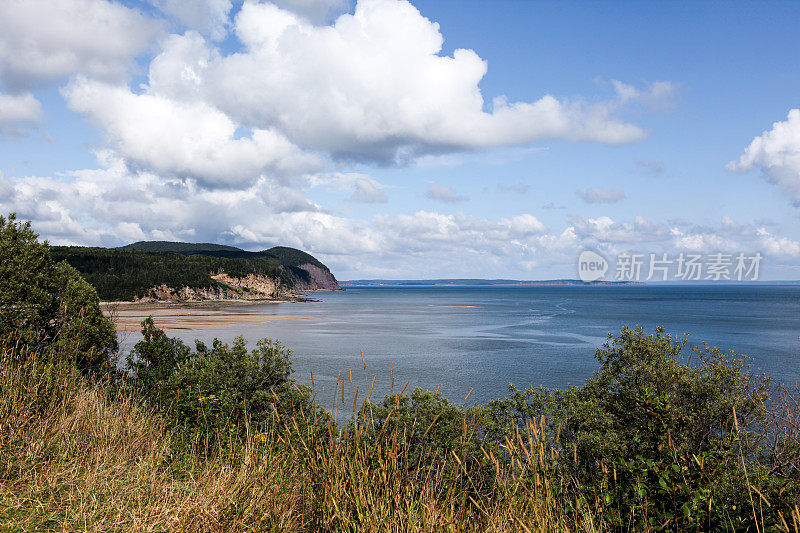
[49,242,335,301]
[2,326,799,531]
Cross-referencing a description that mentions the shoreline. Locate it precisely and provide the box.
[101,299,314,332]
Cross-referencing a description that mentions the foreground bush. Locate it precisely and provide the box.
[0,213,117,373]
[488,326,798,530]
[127,317,326,456]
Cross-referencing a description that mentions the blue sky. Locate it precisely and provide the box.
[1,0,799,280]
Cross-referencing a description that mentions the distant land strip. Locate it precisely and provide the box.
[340,279,644,286]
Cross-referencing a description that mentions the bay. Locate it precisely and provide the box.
[118,285,800,415]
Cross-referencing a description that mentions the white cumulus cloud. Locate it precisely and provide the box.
[4,0,752,280]
[611,79,678,110]
[63,77,322,188]
[309,172,388,203]
[143,0,647,165]
[757,228,800,257]
[728,109,800,205]
[2,161,798,279]
[0,0,160,88]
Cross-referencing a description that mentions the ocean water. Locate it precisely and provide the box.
[118,285,800,412]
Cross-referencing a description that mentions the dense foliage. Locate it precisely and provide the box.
[127,317,326,454]
[48,245,331,301]
[0,214,117,372]
[264,245,328,269]
[122,241,327,269]
[119,241,243,253]
[487,326,796,529]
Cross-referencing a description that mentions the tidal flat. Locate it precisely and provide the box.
[102,301,311,331]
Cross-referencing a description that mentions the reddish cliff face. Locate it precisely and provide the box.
[291,263,340,291]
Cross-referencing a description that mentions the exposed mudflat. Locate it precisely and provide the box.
[101,301,310,332]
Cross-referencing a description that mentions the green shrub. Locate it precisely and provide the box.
[127,319,325,453]
[169,337,318,429]
[126,316,191,394]
[0,213,117,373]
[488,326,774,530]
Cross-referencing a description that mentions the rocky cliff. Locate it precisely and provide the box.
[133,283,253,303]
[287,263,341,292]
[211,273,282,298]
[134,266,339,303]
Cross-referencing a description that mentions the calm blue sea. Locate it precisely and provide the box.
[119,285,800,412]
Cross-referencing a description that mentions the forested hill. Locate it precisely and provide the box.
[50,241,340,302]
[119,241,243,253]
[118,241,328,270]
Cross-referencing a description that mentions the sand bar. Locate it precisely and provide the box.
[101,301,311,332]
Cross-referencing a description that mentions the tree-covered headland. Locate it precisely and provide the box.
[49,240,337,301]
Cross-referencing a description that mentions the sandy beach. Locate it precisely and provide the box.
[101,301,310,332]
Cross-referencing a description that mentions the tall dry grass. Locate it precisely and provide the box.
[2,348,799,532]
[0,350,595,532]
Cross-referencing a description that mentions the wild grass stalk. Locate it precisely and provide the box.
[2,338,799,531]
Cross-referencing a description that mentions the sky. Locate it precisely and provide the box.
[1,0,799,280]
